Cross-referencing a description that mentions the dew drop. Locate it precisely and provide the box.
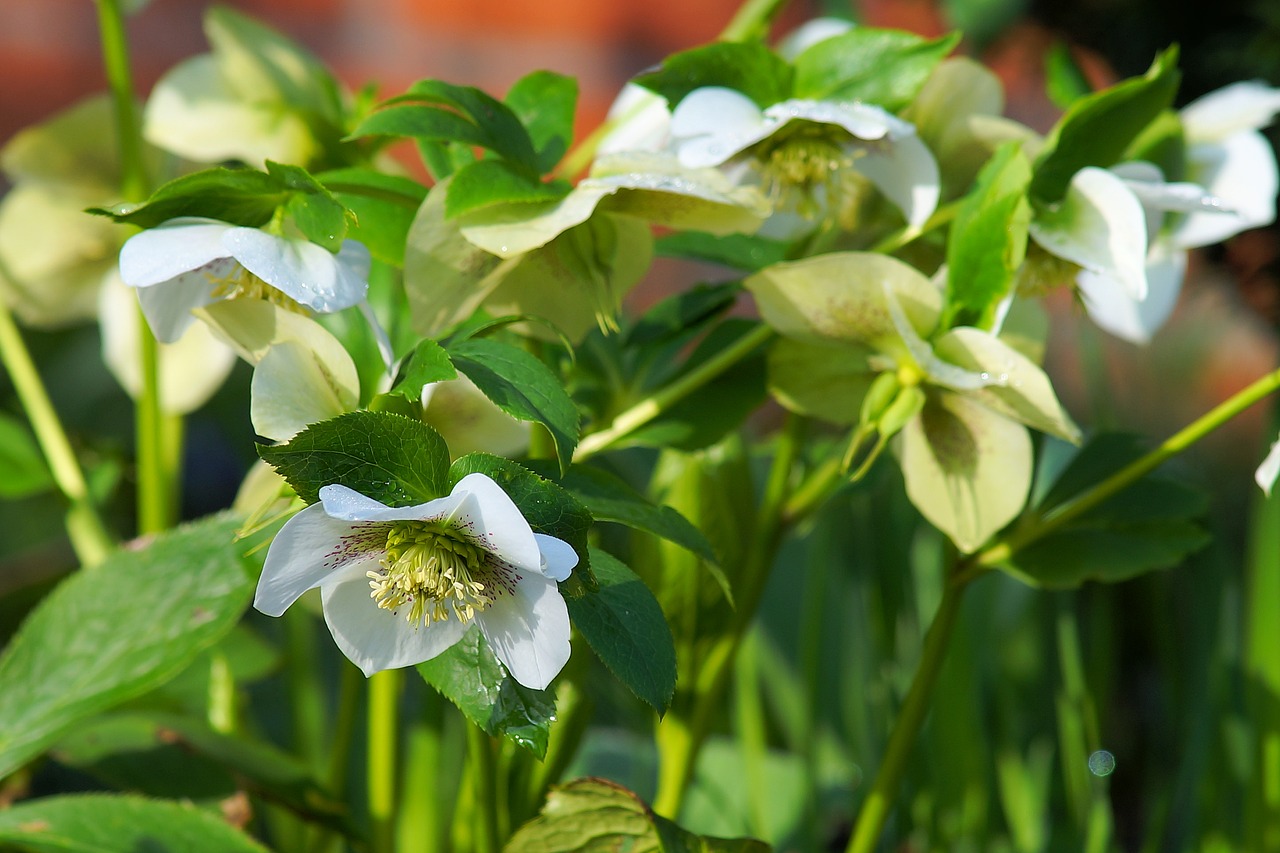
[1088,749,1116,777]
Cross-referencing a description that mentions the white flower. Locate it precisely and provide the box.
[668,86,940,236]
[776,17,854,60]
[254,473,578,688]
[1257,433,1280,497]
[118,217,370,343]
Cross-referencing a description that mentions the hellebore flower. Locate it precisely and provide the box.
[1257,433,1280,497]
[118,217,370,343]
[255,473,578,688]
[668,86,940,237]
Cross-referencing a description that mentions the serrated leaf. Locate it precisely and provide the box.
[566,549,676,712]
[447,338,580,472]
[88,166,286,228]
[448,453,593,586]
[1030,46,1180,203]
[258,410,451,506]
[417,626,555,758]
[0,794,270,852]
[390,337,459,401]
[506,70,578,173]
[0,514,253,780]
[318,168,427,267]
[505,777,770,853]
[0,411,53,498]
[554,465,718,564]
[793,28,960,111]
[944,141,1032,330]
[634,41,794,110]
[444,159,570,219]
[655,231,789,272]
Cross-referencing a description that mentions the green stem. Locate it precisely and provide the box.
[574,325,774,461]
[973,363,1280,573]
[870,200,961,255]
[844,577,968,853]
[368,669,402,853]
[0,299,113,566]
[467,724,501,853]
[719,0,791,41]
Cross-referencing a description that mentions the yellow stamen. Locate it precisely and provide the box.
[207,264,305,313]
[367,520,504,628]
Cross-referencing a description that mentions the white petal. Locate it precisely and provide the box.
[255,503,366,616]
[449,473,542,573]
[1176,132,1279,247]
[1078,240,1187,343]
[318,483,463,524]
[856,130,941,228]
[320,562,469,676]
[533,533,578,582]
[224,228,369,313]
[1181,81,1280,143]
[250,340,356,441]
[134,261,229,343]
[118,217,235,287]
[597,83,672,155]
[478,571,571,690]
[671,87,768,168]
[777,17,854,59]
[883,280,995,391]
[1030,167,1149,300]
[1256,433,1280,496]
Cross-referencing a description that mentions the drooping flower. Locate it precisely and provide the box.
[667,86,940,238]
[255,473,578,688]
[118,217,370,343]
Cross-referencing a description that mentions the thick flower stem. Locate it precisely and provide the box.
[368,669,402,853]
[719,0,792,42]
[575,324,774,461]
[0,300,113,567]
[467,724,501,853]
[844,577,968,853]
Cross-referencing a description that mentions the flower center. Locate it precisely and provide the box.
[206,262,305,313]
[754,127,871,228]
[367,520,513,628]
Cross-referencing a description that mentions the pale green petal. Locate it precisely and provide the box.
[0,183,119,326]
[766,336,877,424]
[1,95,121,189]
[932,327,1081,442]
[422,374,530,458]
[898,391,1032,553]
[143,54,319,168]
[251,338,359,441]
[1029,166,1148,300]
[197,298,359,371]
[99,271,236,415]
[745,251,941,356]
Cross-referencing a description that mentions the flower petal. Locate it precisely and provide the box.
[448,473,542,573]
[478,571,571,690]
[533,533,578,582]
[1029,167,1149,300]
[1176,131,1279,247]
[597,83,672,155]
[1181,81,1280,143]
[251,339,358,441]
[856,129,941,228]
[118,217,235,289]
[254,503,367,616]
[1077,240,1187,343]
[1256,433,1280,497]
[671,87,768,168]
[224,228,369,313]
[134,260,229,342]
[318,483,463,525]
[319,562,468,676]
[777,17,855,59]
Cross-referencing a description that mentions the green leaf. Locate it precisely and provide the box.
[318,167,428,267]
[448,453,594,586]
[88,166,286,228]
[567,549,676,712]
[0,794,269,852]
[352,103,491,148]
[258,410,451,506]
[997,433,1211,588]
[444,159,570,219]
[655,231,790,272]
[0,411,53,498]
[555,465,718,563]
[417,626,555,758]
[505,70,578,174]
[380,79,541,172]
[634,41,794,109]
[0,514,253,780]
[1044,40,1093,109]
[944,141,1032,329]
[1030,46,1180,203]
[505,777,770,852]
[1123,109,1186,183]
[793,28,960,111]
[389,337,459,401]
[268,161,348,250]
[52,712,353,835]
[447,338,580,472]
[626,282,741,347]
